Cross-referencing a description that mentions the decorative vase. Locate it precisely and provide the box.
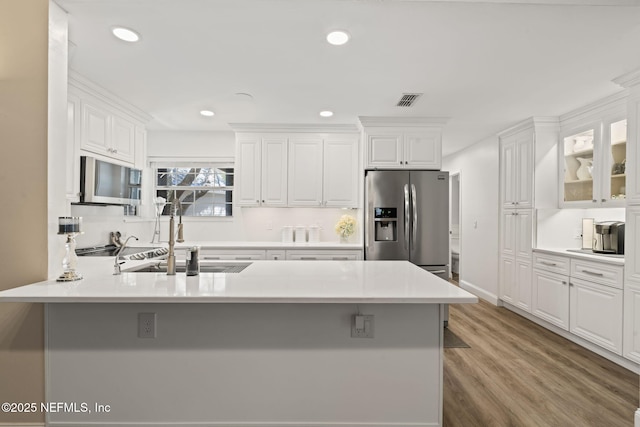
[576,157,593,181]
[340,235,349,244]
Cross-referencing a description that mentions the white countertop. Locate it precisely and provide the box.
[0,258,477,304]
[534,248,624,266]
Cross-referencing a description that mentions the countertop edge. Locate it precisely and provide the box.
[533,248,624,265]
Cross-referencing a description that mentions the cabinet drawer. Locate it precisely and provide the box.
[533,252,570,275]
[286,250,362,261]
[199,249,266,261]
[570,259,623,289]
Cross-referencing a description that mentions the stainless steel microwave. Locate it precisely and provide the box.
[80,156,142,205]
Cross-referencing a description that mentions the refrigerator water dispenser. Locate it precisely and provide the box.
[374,207,397,241]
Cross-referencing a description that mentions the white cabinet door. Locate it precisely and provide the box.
[623,285,640,363]
[198,249,266,260]
[66,94,81,202]
[286,250,362,260]
[626,91,640,204]
[515,136,533,209]
[288,138,323,206]
[515,210,533,259]
[110,114,135,163]
[500,211,516,257]
[500,139,517,209]
[266,250,286,261]
[569,277,623,355]
[515,260,532,312]
[323,138,358,208]
[81,101,110,156]
[626,207,640,286]
[366,133,403,168]
[404,130,441,170]
[236,137,262,206]
[500,256,516,305]
[261,137,288,206]
[532,269,569,330]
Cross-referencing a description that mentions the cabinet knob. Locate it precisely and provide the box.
[592,199,597,203]
[262,200,265,203]
[562,281,567,285]
[256,200,260,203]
[112,149,118,153]
[601,199,606,202]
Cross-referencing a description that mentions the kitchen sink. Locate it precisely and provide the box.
[125,262,251,273]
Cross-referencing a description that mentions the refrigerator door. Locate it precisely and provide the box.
[409,171,450,266]
[364,170,410,260]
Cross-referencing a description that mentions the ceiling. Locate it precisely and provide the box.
[57,0,640,156]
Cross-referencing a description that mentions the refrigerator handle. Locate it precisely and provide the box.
[404,184,410,251]
[366,175,373,252]
[411,183,417,251]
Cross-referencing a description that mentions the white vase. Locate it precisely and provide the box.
[576,157,593,181]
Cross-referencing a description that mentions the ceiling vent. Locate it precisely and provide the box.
[396,93,423,107]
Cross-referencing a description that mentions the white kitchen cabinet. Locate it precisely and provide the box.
[285,249,362,260]
[266,250,286,260]
[532,268,570,330]
[80,99,135,164]
[569,276,623,355]
[500,127,533,209]
[288,137,358,208]
[499,209,532,310]
[558,95,627,208]
[499,256,516,305]
[236,136,288,207]
[515,260,533,312]
[288,138,324,206]
[623,285,640,363]
[365,129,441,170]
[198,249,266,261]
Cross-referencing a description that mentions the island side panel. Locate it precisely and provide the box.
[46,303,443,426]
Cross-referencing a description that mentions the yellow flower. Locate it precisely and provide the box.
[335,214,356,237]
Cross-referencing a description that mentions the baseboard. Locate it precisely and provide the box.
[503,302,640,374]
[459,279,499,305]
[46,422,438,427]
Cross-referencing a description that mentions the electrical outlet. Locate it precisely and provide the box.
[351,314,374,338]
[138,312,157,338]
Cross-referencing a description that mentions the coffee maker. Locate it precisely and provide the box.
[593,221,625,254]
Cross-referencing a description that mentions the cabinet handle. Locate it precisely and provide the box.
[581,269,604,277]
[273,256,279,260]
[256,200,260,203]
[300,257,317,260]
[235,257,252,260]
[541,261,557,266]
[204,256,221,260]
[332,257,349,260]
[569,282,573,287]
[112,149,118,153]
[515,202,519,205]
[601,199,606,202]
[592,199,597,203]
[262,200,265,203]
[562,281,567,285]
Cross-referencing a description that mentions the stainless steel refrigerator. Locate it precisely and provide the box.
[364,170,450,279]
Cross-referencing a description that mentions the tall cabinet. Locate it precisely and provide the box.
[498,118,559,313]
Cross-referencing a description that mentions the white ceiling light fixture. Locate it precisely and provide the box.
[326,30,350,46]
[111,26,140,43]
[200,110,215,117]
[319,110,334,117]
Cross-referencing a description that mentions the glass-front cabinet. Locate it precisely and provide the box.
[561,118,627,207]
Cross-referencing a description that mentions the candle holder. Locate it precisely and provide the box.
[151,197,167,243]
[57,217,83,282]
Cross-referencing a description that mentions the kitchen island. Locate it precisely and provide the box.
[0,259,476,427]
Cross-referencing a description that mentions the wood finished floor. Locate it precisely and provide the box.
[444,299,639,427]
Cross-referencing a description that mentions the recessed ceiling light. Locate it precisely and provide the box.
[320,111,334,117]
[200,110,215,117]
[326,30,350,46]
[111,27,140,43]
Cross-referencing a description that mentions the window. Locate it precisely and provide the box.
[155,165,234,217]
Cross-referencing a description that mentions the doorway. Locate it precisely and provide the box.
[450,172,460,284]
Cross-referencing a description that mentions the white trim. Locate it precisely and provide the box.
[68,70,152,124]
[0,424,45,426]
[614,68,640,89]
[45,423,436,427]
[503,301,640,374]
[357,116,449,128]
[228,123,359,133]
[635,408,640,427]
[559,90,628,128]
[460,279,499,305]
[497,116,559,138]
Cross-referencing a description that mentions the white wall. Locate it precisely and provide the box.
[148,130,235,159]
[537,207,625,248]
[443,136,500,303]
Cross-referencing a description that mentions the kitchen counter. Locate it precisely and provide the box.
[0,257,475,426]
[0,259,476,304]
[534,247,624,266]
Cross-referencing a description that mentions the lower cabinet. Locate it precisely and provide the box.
[532,269,570,330]
[570,277,623,355]
[500,257,532,312]
[531,252,624,356]
[623,285,640,363]
[199,249,266,261]
[286,250,362,261]
[181,248,363,261]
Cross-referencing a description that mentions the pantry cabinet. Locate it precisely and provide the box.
[500,128,533,210]
[499,205,533,311]
[235,136,288,207]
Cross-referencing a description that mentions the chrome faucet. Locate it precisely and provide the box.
[113,235,139,275]
[166,199,182,275]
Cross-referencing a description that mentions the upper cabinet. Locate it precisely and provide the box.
[359,117,447,170]
[500,127,534,210]
[558,93,627,208]
[233,126,360,209]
